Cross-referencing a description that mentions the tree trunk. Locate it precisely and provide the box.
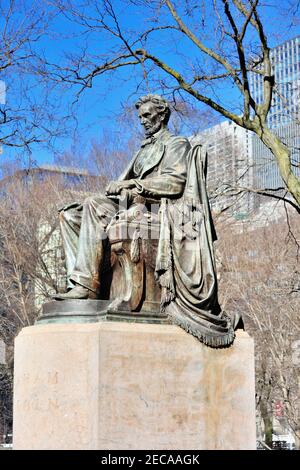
[260,401,273,448]
[255,126,300,207]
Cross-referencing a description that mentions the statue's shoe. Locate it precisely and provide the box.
[52,285,90,300]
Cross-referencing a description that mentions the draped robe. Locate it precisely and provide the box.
[118,128,235,347]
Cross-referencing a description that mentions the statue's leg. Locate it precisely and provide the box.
[59,203,82,289]
[69,195,118,294]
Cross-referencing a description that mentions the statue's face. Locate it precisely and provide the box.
[138,102,164,136]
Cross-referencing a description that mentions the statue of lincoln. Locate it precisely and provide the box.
[54,94,236,347]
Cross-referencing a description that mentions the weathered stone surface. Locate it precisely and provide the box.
[13,322,255,450]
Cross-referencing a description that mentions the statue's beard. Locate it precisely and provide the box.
[144,120,162,136]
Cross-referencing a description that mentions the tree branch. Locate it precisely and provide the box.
[135,48,244,126]
[165,0,244,93]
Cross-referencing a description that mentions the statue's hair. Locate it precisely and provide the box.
[135,94,171,124]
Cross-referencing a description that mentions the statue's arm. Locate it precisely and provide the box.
[133,137,190,199]
[106,179,136,196]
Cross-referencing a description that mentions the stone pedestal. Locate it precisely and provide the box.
[13,322,256,450]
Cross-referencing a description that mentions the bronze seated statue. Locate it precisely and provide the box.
[42,94,240,348]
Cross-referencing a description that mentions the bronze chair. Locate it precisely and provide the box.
[106,194,162,317]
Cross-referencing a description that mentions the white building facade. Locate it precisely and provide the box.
[249,36,300,191]
[192,120,254,217]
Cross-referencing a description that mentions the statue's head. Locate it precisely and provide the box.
[135,94,171,136]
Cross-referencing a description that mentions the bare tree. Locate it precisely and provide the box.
[43,0,300,206]
[216,211,300,447]
[0,169,62,439]
[0,162,102,439]
[0,364,12,443]
[0,0,76,153]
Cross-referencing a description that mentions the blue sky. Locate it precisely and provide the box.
[2,0,299,169]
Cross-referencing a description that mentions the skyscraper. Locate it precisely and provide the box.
[192,120,253,216]
[250,36,300,129]
[249,36,300,190]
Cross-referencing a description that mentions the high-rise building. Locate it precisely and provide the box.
[251,122,300,190]
[249,36,300,191]
[250,36,300,129]
[192,120,253,217]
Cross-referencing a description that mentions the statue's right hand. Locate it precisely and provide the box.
[106,180,136,196]
[106,181,120,195]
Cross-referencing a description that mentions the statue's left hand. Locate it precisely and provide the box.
[106,180,135,195]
